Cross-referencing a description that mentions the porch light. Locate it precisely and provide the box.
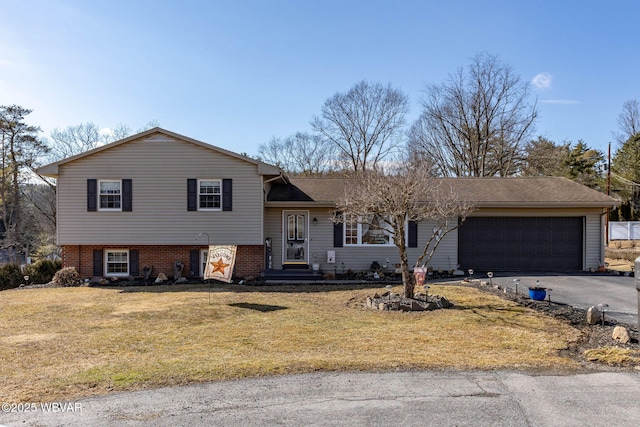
[313,217,318,225]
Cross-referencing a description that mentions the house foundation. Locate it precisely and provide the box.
[61,244,264,280]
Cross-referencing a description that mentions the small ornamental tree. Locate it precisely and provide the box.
[333,159,475,298]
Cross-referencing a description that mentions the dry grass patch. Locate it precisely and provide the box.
[0,283,581,402]
[584,347,640,365]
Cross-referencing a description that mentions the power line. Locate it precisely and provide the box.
[610,172,640,187]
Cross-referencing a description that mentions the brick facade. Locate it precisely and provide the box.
[62,244,264,280]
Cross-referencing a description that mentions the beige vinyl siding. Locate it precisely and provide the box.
[264,208,457,272]
[585,212,605,270]
[413,220,458,271]
[57,134,264,245]
[266,206,606,273]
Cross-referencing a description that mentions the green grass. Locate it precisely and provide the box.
[0,283,581,402]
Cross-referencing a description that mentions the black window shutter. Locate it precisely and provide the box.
[122,179,132,212]
[187,179,197,211]
[129,249,139,276]
[408,221,418,248]
[333,221,343,247]
[222,178,232,211]
[87,179,97,211]
[92,249,103,276]
[189,249,200,276]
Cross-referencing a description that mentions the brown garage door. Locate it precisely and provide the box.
[458,217,583,271]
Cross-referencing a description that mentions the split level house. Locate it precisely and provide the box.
[37,128,619,280]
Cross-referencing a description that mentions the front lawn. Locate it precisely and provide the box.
[0,283,581,402]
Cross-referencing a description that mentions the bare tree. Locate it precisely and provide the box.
[614,99,640,146]
[48,120,160,162]
[106,123,132,143]
[312,80,409,172]
[136,119,160,134]
[409,53,538,177]
[334,158,474,298]
[49,122,102,161]
[258,132,337,175]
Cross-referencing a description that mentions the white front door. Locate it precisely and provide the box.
[283,211,309,266]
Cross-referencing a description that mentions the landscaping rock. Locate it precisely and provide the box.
[409,300,425,311]
[586,306,602,325]
[612,326,631,344]
[424,302,439,311]
[438,296,452,308]
[367,293,454,312]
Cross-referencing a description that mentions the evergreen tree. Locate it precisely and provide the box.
[0,105,48,262]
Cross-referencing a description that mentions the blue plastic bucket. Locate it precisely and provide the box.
[528,288,547,301]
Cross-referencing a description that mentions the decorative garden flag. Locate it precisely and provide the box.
[204,245,237,283]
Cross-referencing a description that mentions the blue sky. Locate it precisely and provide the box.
[1,0,638,157]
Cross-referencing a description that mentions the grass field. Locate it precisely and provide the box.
[0,283,582,403]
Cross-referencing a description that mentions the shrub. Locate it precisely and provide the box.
[0,264,25,291]
[24,259,62,285]
[52,266,81,287]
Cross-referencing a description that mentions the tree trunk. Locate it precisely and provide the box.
[401,265,415,298]
[396,233,415,298]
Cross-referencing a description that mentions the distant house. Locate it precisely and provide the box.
[37,128,619,279]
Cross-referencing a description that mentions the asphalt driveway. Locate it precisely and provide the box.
[3,371,640,427]
[488,272,639,327]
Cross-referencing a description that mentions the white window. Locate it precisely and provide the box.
[99,180,122,211]
[344,214,395,246]
[105,249,129,276]
[199,179,221,210]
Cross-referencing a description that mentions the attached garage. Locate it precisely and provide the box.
[459,217,584,271]
[271,176,618,274]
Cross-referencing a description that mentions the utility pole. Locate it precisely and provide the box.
[606,142,611,245]
[607,142,611,196]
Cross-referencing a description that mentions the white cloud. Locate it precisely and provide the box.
[539,99,580,105]
[531,72,552,89]
[98,128,113,137]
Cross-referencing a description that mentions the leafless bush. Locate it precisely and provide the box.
[52,267,81,287]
